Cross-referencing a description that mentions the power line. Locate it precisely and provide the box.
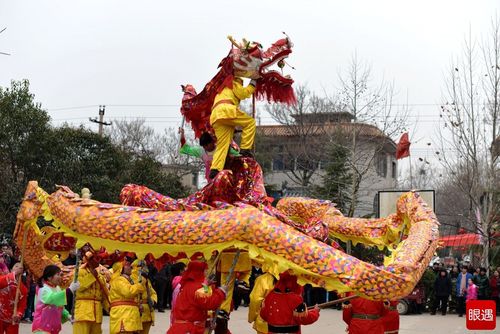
[47,105,99,111]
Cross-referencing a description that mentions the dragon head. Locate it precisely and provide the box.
[180,34,296,138]
[226,34,296,104]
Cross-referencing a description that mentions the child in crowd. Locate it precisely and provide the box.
[466,278,478,301]
[32,265,79,334]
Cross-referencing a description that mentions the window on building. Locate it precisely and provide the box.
[272,156,284,171]
[391,161,397,179]
[376,153,387,177]
[272,145,285,171]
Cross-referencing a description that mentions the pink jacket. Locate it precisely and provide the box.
[170,275,183,325]
[466,283,478,301]
[32,284,67,334]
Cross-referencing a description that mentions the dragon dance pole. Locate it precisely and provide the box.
[206,249,241,334]
[138,260,145,317]
[70,248,81,321]
[252,94,256,119]
[12,221,32,324]
[252,93,256,153]
[206,251,223,281]
[307,294,358,310]
[222,249,241,290]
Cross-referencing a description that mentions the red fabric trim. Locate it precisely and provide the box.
[439,233,481,247]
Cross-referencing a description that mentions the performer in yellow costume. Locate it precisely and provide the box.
[248,271,276,334]
[131,261,158,334]
[209,77,257,179]
[109,260,145,334]
[73,252,110,334]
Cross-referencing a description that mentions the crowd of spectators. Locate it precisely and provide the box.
[424,261,500,317]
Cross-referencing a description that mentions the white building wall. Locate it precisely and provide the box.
[263,141,397,217]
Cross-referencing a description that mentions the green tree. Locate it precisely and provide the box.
[123,155,189,199]
[40,125,130,202]
[0,80,189,237]
[0,80,51,234]
[313,143,352,214]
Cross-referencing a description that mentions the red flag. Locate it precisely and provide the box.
[396,133,411,160]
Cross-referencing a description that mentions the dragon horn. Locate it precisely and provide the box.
[282,31,293,47]
[227,35,242,49]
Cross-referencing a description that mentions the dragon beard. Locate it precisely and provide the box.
[255,73,296,105]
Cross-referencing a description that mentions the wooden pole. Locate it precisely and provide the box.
[206,250,241,334]
[206,251,222,280]
[12,221,31,324]
[307,294,358,310]
[70,249,81,321]
[252,94,256,153]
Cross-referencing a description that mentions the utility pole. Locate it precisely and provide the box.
[89,105,112,136]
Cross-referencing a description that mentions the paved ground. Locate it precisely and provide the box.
[19,308,494,334]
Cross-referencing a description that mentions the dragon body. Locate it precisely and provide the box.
[14,178,438,301]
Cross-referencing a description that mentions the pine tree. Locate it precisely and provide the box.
[313,143,352,214]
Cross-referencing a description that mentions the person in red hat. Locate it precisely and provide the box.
[0,263,27,334]
[342,295,388,334]
[167,261,227,334]
[382,300,399,334]
[260,271,320,334]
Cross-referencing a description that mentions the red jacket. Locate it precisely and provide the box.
[167,281,226,334]
[381,300,399,333]
[343,297,388,334]
[260,290,319,334]
[0,273,28,322]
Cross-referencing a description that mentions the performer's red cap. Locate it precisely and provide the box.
[180,260,207,285]
[275,271,302,294]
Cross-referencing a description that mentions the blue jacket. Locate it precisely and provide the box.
[456,272,473,296]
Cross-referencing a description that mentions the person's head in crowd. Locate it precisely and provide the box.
[40,264,62,287]
[468,278,474,286]
[170,261,187,277]
[11,262,23,277]
[461,266,468,274]
[0,244,12,256]
[452,266,459,273]
[439,269,447,277]
[493,270,499,278]
[181,261,208,285]
[84,251,99,270]
[432,262,440,270]
[199,132,216,152]
[479,267,487,276]
[121,261,133,276]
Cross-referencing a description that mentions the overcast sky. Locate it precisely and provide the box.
[1,0,499,173]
